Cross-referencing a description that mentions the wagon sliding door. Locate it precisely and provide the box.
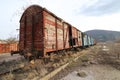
[56,20,64,50]
[63,23,70,49]
[78,30,82,47]
[44,11,56,52]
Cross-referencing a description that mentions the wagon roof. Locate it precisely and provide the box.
[20,5,41,22]
[19,5,82,32]
[20,5,63,22]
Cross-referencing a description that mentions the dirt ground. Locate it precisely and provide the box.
[0,47,88,80]
[0,42,120,80]
[0,53,23,63]
[50,42,120,80]
[61,64,120,80]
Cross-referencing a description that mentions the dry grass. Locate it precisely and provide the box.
[0,45,96,80]
[4,44,120,80]
[95,42,120,70]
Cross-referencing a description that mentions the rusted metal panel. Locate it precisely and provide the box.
[33,13,44,53]
[63,23,70,49]
[9,44,18,52]
[72,27,78,47]
[44,11,64,52]
[20,5,44,56]
[19,22,25,50]
[72,27,77,38]
[43,11,56,52]
[19,5,91,57]
[9,44,18,51]
[77,30,82,47]
[0,44,18,53]
[0,44,6,53]
[25,15,33,51]
[57,20,64,50]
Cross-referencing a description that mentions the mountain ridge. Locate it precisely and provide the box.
[85,29,120,42]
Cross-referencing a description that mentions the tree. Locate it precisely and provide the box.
[5,37,18,44]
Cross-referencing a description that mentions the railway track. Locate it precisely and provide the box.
[0,48,92,79]
[0,65,24,77]
[0,54,26,76]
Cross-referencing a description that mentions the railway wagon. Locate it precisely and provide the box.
[82,33,97,47]
[87,36,91,46]
[19,5,83,57]
[90,37,94,46]
[0,44,18,53]
[71,27,82,47]
[82,33,89,47]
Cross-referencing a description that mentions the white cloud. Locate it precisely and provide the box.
[79,0,120,16]
[75,13,120,31]
[0,0,120,39]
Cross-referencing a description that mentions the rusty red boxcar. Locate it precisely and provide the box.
[19,5,83,57]
[0,44,18,53]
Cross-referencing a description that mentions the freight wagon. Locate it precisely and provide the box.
[11,5,96,59]
[17,5,83,57]
[0,43,18,53]
[82,33,89,47]
[90,37,94,46]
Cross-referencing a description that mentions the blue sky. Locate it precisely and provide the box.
[0,0,120,39]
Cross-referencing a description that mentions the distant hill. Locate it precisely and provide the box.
[85,29,120,42]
